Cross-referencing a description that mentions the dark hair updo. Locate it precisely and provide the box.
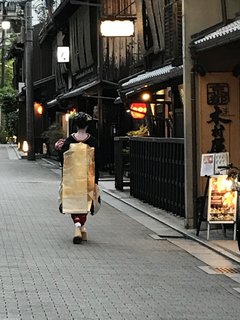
[74,112,92,129]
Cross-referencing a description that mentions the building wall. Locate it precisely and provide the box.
[226,0,240,19]
[102,0,143,81]
[198,73,240,189]
[183,0,240,227]
[183,0,222,228]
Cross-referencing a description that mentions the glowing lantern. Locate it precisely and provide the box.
[100,20,134,37]
[34,102,43,115]
[130,103,147,119]
[22,141,28,152]
[141,92,151,101]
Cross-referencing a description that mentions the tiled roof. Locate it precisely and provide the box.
[121,65,183,90]
[193,18,240,49]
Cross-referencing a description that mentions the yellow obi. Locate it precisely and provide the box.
[61,142,95,214]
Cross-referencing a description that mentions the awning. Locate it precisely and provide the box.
[46,93,66,108]
[192,18,240,51]
[34,75,55,88]
[61,79,118,100]
[120,64,183,92]
[62,80,100,99]
[46,99,58,107]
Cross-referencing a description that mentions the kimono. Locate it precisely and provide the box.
[58,134,100,215]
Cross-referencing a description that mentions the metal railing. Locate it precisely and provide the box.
[130,137,185,217]
[114,137,130,190]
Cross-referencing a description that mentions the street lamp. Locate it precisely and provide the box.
[1,19,10,88]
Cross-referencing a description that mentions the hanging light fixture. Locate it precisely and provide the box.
[141,92,151,101]
[130,103,147,119]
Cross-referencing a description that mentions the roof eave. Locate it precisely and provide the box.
[120,66,183,91]
[191,30,240,52]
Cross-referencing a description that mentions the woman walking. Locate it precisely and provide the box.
[57,112,100,244]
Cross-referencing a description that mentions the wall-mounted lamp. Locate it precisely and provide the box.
[57,46,70,62]
[141,92,151,101]
[100,20,134,37]
[34,102,43,115]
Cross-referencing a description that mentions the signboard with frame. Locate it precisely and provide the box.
[207,175,237,224]
[200,153,214,176]
[214,152,229,175]
[200,152,229,176]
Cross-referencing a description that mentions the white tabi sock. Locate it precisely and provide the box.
[75,222,81,228]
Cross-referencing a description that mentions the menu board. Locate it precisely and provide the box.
[200,152,229,176]
[207,175,237,223]
[214,152,230,175]
[200,154,214,176]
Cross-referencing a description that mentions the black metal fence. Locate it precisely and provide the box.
[114,137,130,190]
[130,137,185,217]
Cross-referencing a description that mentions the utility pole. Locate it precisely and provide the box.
[1,28,5,88]
[97,3,103,149]
[25,0,35,160]
[1,0,6,88]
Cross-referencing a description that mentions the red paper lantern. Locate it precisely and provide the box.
[130,103,147,119]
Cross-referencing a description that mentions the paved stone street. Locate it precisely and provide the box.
[1,144,240,320]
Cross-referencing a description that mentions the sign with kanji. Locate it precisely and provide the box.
[207,83,229,105]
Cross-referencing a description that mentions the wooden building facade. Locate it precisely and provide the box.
[38,0,144,169]
[9,0,240,230]
[10,0,186,218]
